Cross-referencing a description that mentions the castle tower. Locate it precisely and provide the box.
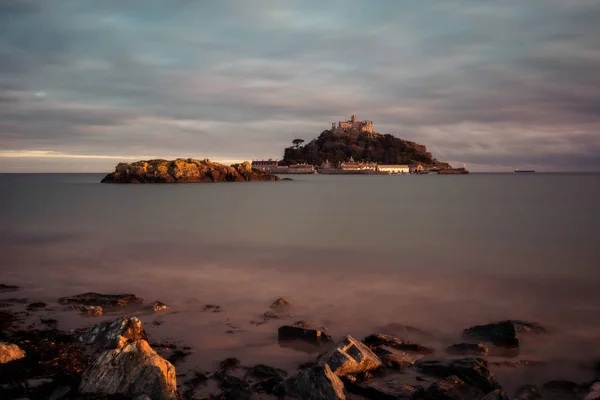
[332,122,336,130]
[351,113,357,123]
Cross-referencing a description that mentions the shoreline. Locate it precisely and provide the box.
[1,286,599,399]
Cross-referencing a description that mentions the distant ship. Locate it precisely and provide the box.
[515,169,535,173]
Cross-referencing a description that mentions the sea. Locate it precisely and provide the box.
[1,172,599,392]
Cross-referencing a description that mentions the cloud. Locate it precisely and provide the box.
[0,0,599,171]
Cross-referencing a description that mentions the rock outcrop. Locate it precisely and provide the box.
[59,292,143,308]
[79,316,148,349]
[101,158,279,183]
[462,321,520,348]
[425,375,485,399]
[278,323,332,345]
[363,333,434,355]
[447,342,489,356]
[353,376,423,399]
[414,358,501,394]
[79,339,177,400]
[373,345,424,369]
[0,342,26,364]
[283,364,346,400]
[318,335,382,377]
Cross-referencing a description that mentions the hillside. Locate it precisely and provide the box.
[282,129,451,168]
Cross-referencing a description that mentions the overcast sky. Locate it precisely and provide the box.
[1,0,599,172]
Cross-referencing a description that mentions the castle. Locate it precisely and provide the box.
[331,114,374,134]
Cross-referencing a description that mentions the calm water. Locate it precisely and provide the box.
[1,173,599,390]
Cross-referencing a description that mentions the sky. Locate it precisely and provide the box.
[1,0,599,172]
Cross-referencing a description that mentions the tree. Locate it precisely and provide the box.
[292,139,304,149]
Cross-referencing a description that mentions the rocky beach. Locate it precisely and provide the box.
[1,284,599,400]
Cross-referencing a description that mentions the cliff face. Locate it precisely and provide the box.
[101,158,279,183]
[283,130,451,168]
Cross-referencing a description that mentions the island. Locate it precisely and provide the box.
[253,114,468,174]
[101,158,279,183]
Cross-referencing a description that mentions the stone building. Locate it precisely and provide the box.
[340,156,377,172]
[252,160,278,171]
[331,114,374,134]
[377,165,409,174]
[409,164,425,174]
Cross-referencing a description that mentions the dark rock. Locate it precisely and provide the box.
[167,348,193,365]
[482,389,509,400]
[245,365,287,394]
[425,375,485,399]
[26,302,47,311]
[79,305,103,316]
[353,375,423,399]
[78,316,148,349]
[462,321,519,348]
[514,384,542,399]
[271,297,291,310]
[363,333,434,355]
[58,292,143,308]
[542,380,585,398]
[153,301,169,312]
[203,304,223,312]
[219,357,241,374]
[0,284,20,293]
[283,364,346,400]
[374,345,423,369]
[246,364,287,380]
[501,320,546,334]
[414,358,500,394]
[101,158,279,183]
[79,339,178,400]
[447,343,489,356]
[279,324,332,345]
[48,385,72,400]
[40,317,58,328]
[319,335,383,377]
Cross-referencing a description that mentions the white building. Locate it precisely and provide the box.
[378,165,409,174]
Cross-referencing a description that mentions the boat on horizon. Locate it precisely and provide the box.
[515,169,535,173]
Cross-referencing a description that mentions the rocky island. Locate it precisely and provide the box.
[101,158,279,183]
[281,114,452,170]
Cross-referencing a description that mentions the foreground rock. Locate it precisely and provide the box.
[353,375,423,399]
[363,333,434,355]
[153,301,169,312]
[0,342,25,363]
[283,364,346,400]
[0,284,20,293]
[79,316,148,349]
[319,335,383,377]
[426,375,486,399]
[79,305,103,316]
[79,339,178,400]
[59,292,143,308]
[374,345,424,369]
[279,322,332,345]
[415,358,501,394]
[447,342,489,356]
[462,321,520,348]
[101,158,279,183]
